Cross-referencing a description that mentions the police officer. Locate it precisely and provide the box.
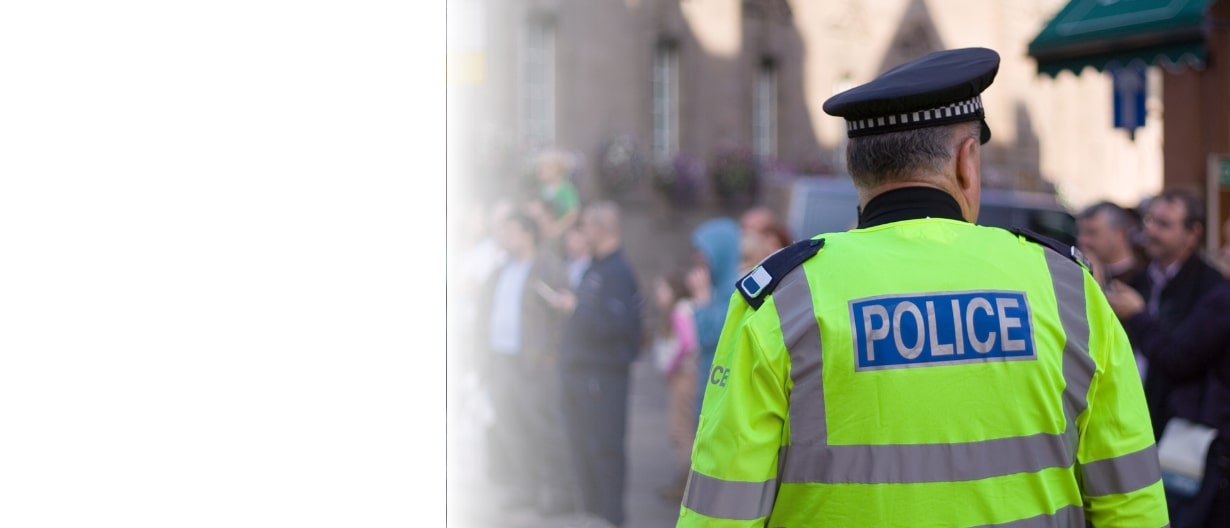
[675,48,1169,527]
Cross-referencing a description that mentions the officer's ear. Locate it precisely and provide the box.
[954,131,982,223]
[954,135,980,193]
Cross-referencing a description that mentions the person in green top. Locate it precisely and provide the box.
[534,148,581,247]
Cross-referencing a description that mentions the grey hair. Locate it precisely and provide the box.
[845,121,980,189]
[584,200,621,234]
[1078,201,1134,232]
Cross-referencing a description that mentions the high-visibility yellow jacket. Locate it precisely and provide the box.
[676,217,1168,528]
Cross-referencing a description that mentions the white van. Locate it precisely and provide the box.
[783,175,1078,245]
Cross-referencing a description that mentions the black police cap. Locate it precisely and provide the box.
[823,47,1000,144]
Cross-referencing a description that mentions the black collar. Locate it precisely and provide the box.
[857,187,967,229]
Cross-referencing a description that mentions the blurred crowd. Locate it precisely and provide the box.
[450,146,793,527]
[1076,190,1230,525]
[452,145,1230,526]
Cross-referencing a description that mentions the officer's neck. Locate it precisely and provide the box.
[856,185,966,229]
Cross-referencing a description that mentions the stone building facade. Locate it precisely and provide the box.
[447,0,1168,285]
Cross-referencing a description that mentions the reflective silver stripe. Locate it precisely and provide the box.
[683,269,797,519]
[680,471,776,520]
[1042,245,1163,501]
[780,430,1075,484]
[977,504,1085,527]
[680,267,809,520]
[1042,249,1094,423]
[776,267,825,445]
[1081,444,1163,496]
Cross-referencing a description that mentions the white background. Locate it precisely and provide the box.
[0,1,441,526]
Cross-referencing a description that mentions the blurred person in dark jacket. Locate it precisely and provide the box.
[476,211,574,515]
[1077,200,1148,287]
[689,217,742,418]
[1126,189,1227,441]
[1105,279,1230,528]
[543,200,643,527]
[1078,199,1153,382]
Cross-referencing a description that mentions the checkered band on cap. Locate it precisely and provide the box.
[845,95,983,136]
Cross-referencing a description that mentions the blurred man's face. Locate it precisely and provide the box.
[497,222,530,256]
[1077,211,1121,262]
[579,212,601,253]
[740,210,772,234]
[740,230,766,262]
[739,209,780,264]
[1142,199,1198,265]
[564,228,588,259]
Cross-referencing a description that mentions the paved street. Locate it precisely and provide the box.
[449,356,684,528]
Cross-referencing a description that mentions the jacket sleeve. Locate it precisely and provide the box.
[1077,275,1170,527]
[1122,284,1230,383]
[677,294,790,528]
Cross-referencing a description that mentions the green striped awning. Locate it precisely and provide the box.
[1028,0,1208,77]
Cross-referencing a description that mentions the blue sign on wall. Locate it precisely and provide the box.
[1112,66,1147,139]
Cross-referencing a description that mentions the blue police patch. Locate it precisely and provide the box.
[849,291,1035,371]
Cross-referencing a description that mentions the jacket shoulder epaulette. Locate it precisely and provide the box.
[736,238,825,310]
[1011,227,1091,270]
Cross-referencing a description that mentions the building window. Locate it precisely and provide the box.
[652,41,679,161]
[753,57,778,161]
[522,17,556,148]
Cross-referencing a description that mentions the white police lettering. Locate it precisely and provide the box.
[996,297,1026,352]
[863,304,890,361]
[926,301,954,356]
[967,297,996,354]
[893,302,925,359]
[850,291,1036,371]
[950,299,965,355]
